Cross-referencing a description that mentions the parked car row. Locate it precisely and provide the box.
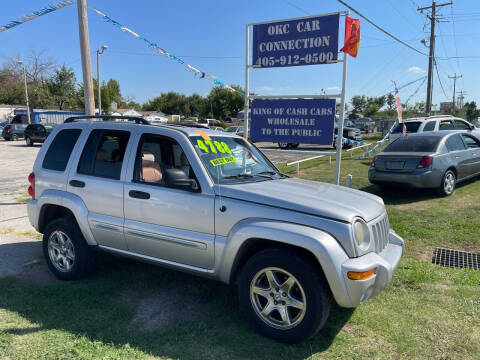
[1,123,56,145]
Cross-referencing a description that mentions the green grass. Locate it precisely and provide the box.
[1,145,479,359]
[14,190,31,203]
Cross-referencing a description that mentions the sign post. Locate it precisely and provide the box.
[245,11,349,185]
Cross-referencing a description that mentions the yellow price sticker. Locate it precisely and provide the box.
[197,139,232,154]
[210,156,237,167]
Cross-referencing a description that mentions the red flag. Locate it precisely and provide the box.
[341,17,361,57]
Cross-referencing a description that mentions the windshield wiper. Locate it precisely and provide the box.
[255,171,290,178]
[223,173,255,179]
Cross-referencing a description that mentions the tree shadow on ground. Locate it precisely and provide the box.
[360,177,479,206]
[0,249,354,359]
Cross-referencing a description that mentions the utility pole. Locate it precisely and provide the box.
[418,1,453,115]
[457,90,466,109]
[18,61,31,124]
[448,73,462,115]
[96,45,108,115]
[77,0,95,116]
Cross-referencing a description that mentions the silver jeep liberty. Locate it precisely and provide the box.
[27,116,404,343]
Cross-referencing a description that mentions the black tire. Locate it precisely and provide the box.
[438,169,456,196]
[278,142,289,149]
[238,248,332,344]
[12,134,18,141]
[290,143,299,149]
[25,136,33,146]
[43,216,98,280]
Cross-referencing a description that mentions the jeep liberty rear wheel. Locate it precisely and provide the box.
[43,216,97,280]
[238,248,331,343]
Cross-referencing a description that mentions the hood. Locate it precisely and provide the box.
[217,178,385,223]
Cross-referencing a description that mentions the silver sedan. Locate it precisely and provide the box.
[369,131,480,195]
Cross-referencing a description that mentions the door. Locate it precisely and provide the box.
[123,132,215,269]
[460,134,480,175]
[67,128,132,250]
[446,134,470,180]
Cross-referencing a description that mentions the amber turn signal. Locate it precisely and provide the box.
[347,268,377,280]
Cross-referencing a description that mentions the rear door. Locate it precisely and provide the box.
[445,134,469,180]
[460,134,480,175]
[67,126,135,250]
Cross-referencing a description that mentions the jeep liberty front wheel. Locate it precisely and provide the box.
[238,248,331,343]
[43,216,97,280]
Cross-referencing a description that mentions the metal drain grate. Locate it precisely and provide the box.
[432,248,479,270]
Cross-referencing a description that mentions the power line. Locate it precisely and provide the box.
[336,0,428,56]
[280,0,310,15]
[434,59,449,100]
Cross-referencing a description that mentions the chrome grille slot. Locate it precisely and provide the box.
[369,213,390,253]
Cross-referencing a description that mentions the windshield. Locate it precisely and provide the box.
[190,135,283,183]
[392,122,422,134]
[384,136,441,152]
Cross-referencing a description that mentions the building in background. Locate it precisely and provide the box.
[0,105,25,122]
[12,109,84,124]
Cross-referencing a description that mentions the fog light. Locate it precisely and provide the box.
[347,268,377,280]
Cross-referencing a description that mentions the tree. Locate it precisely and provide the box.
[464,101,480,122]
[351,95,367,114]
[46,65,78,109]
[206,85,244,119]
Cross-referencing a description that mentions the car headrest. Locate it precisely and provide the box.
[142,152,155,162]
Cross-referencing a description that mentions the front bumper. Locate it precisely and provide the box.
[341,230,404,307]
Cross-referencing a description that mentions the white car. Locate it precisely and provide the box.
[389,115,480,142]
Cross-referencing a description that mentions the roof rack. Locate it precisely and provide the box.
[164,123,210,129]
[427,115,454,118]
[64,115,150,125]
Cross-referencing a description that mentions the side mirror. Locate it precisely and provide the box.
[164,168,199,192]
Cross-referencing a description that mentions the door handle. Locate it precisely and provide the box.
[129,190,150,200]
[69,180,85,188]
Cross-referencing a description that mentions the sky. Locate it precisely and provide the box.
[0,0,479,109]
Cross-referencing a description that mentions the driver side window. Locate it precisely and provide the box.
[133,134,195,189]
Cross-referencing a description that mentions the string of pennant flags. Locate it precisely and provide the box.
[0,1,73,33]
[355,76,427,160]
[89,7,244,97]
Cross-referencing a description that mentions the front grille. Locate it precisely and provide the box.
[370,214,390,253]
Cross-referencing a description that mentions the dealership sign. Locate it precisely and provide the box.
[249,98,335,145]
[252,14,339,68]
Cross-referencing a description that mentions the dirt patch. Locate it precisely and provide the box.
[17,256,61,285]
[127,286,208,331]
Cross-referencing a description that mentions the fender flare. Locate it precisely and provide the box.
[216,218,353,307]
[37,189,97,246]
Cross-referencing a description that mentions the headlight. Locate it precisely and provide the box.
[353,218,370,250]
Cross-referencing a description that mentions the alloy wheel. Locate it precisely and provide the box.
[48,230,75,272]
[250,267,306,330]
[444,172,455,195]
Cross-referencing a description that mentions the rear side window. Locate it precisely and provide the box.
[77,129,130,180]
[439,120,455,130]
[384,136,440,152]
[392,122,421,134]
[455,120,471,130]
[42,129,82,171]
[462,135,480,148]
[422,121,436,132]
[446,134,466,152]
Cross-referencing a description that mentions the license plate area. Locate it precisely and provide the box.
[386,161,405,170]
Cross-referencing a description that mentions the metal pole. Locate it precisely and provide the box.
[97,50,101,115]
[448,73,461,115]
[425,1,436,115]
[77,0,95,116]
[22,66,31,124]
[334,50,348,185]
[244,24,250,139]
